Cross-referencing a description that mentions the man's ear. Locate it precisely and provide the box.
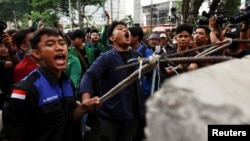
[135,35,139,41]
[31,49,41,59]
[20,44,28,51]
[109,36,114,42]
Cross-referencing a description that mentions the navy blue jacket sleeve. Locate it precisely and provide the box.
[79,53,109,96]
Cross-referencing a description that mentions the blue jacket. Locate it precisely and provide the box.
[79,48,145,121]
[137,43,154,96]
[1,67,80,141]
[137,43,154,58]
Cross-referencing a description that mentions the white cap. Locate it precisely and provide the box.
[160,33,167,38]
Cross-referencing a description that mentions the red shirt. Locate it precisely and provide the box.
[14,56,38,83]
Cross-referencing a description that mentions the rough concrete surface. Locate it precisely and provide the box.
[145,55,250,141]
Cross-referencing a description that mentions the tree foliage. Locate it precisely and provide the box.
[191,0,205,15]
[78,0,106,28]
[120,15,134,27]
[0,0,32,22]
[181,0,241,24]
[210,0,241,17]
[182,0,190,23]
[0,0,105,28]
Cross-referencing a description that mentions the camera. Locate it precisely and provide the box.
[230,6,250,24]
[224,24,241,38]
[197,11,229,25]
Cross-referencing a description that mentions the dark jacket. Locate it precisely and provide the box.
[1,67,81,141]
[79,48,145,121]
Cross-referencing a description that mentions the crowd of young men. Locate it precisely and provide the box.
[0,12,250,141]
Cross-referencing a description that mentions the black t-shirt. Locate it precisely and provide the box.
[118,51,139,117]
[163,43,177,55]
[93,44,101,59]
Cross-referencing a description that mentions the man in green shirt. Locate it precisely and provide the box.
[69,10,110,67]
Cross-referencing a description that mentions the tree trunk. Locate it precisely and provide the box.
[182,0,190,23]
[191,0,205,15]
[209,0,220,13]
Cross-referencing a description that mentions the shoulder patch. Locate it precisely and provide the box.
[11,89,27,100]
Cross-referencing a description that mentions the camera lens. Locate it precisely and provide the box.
[230,8,250,24]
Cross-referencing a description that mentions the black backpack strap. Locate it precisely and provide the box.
[139,46,147,58]
[139,44,147,57]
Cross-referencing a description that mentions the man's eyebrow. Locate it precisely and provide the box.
[44,39,55,43]
[45,37,64,42]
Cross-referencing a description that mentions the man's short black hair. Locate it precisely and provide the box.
[14,27,36,49]
[107,21,127,44]
[30,27,64,49]
[195,25,210,35]
[89,29,99,37]
[176,23,193,35]
[128,26,144,42]
[83,27,91,36]
[70,29,85,40]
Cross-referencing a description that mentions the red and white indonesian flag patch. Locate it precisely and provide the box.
[11,89,27,100]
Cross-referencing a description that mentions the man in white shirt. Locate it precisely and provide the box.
[27,17,32,27]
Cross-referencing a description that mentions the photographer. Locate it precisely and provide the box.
[240,21,249,40]
[197,11,229,43]
[229,6,250,51]
[237,10,250,51]
[223,24,250,58]
[208,16,225,44]
[208,17,250,58]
